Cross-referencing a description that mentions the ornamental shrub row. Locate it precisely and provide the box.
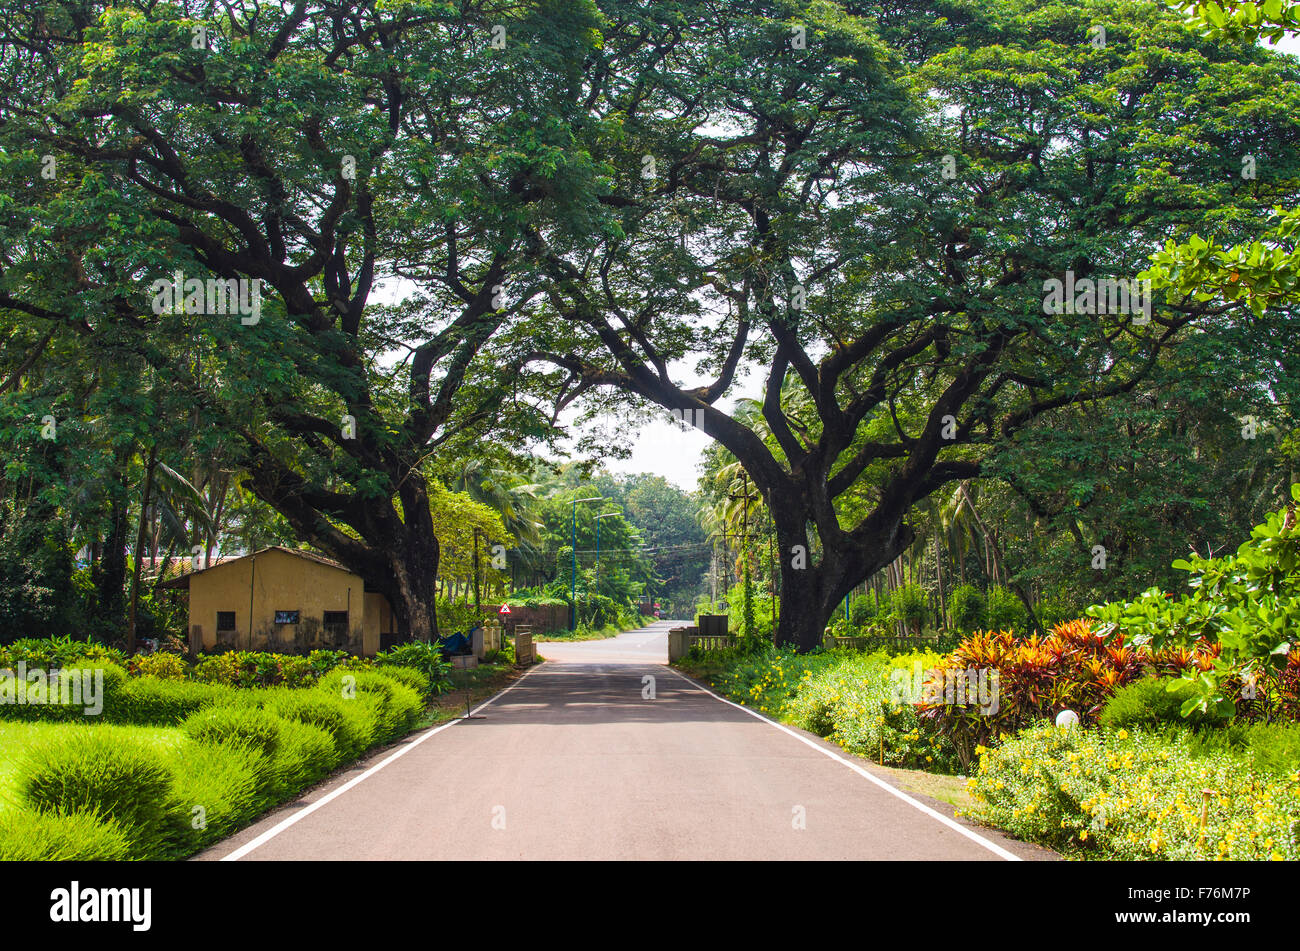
[0,664,427,860]
[919,619,1216,768]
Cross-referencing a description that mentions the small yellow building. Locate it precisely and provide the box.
[160,546,398,657]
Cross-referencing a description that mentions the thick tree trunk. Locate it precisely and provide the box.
[378,478,442,643]
[381,540,439,643]
[770,496,914,653]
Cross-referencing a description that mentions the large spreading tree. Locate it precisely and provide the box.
[0,0,614,639]
[3,0,1296,652]
[514,0,1300,650]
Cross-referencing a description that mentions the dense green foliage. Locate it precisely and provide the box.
[1088,485,1300,718]
[1098,676,1225,730]
[1,0,1293,653]
[18,728,187,859]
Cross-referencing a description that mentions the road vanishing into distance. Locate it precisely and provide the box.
[197,621,1054,861]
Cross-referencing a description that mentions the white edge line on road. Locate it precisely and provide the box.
[664,666,1022,862]
[220,662,546,861]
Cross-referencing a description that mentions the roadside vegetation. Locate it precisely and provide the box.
[0,639,512,860]
[679,489,1300,860]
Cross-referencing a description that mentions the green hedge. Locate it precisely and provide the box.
[168,739,271,847]
[1099,676,1228,731]
[0,807,133,861]
[317,668,423,743]
[181,705,284,761]
[17,728,190,859]
[0,665,433,860]
[263,687,377,759]
[2,654,436,726]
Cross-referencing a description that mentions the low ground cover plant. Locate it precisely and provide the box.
[965,723,1300,860]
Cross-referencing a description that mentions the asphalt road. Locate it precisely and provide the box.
[198,621,1053,861]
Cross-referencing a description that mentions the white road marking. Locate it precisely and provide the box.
[220,663,545,861]
[663,666,1022,861]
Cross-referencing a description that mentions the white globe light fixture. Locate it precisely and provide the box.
[1055,709,1080,728]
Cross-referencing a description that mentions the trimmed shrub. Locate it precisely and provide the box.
[181,705,284,761]
[126,652,188,680]
[108,678,229,725]
[371,663,431,698]
[1099,676,1225,731]
[0,807,133,861]
[317,668,421,743]
[0,661,129,723]
[264,689,375,759]
[169,739,273,848]
[273,718,341,792]
[18,728,188,858]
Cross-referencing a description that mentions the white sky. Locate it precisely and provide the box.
[557,361,766,492]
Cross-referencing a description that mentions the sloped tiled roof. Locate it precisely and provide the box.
[156,545,354,589]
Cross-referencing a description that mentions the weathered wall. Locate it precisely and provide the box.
[187,549,389,656]
[363,591,396,656]
[486,603,570,634]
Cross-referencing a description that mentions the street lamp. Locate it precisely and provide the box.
[571,496,601,630]
[594,512,619,601]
